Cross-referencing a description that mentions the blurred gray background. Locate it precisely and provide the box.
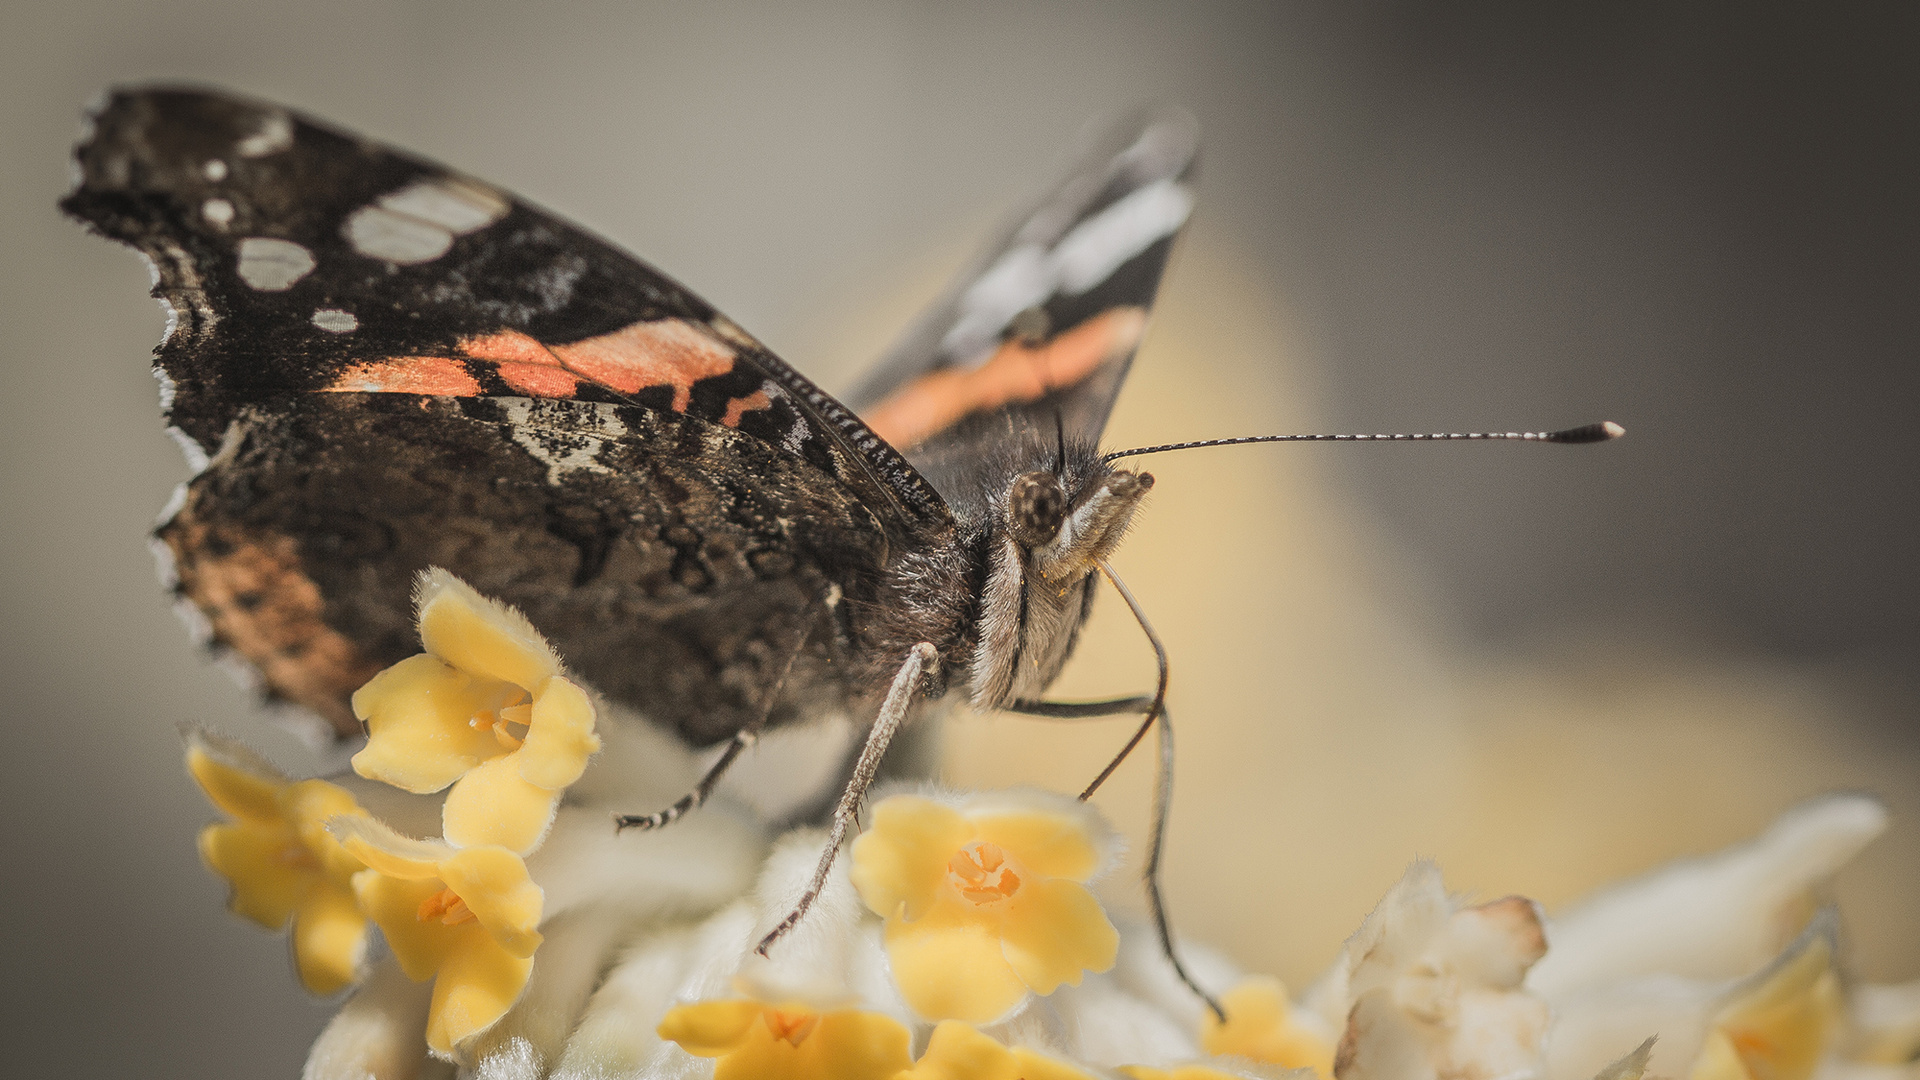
[3,2,1914,1077]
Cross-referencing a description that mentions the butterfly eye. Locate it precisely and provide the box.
[1007,472,1066,548]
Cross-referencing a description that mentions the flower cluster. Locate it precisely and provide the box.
[187,569,602,1055]
[184,574,1919,1079]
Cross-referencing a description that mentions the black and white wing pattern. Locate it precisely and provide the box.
[847,107,1199,497]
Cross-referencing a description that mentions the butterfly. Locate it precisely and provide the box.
[64,87,1223,993]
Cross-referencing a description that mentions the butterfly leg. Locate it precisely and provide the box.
[1006,564,1223,1021]
[615,609,812,834]
[755,641,939,956]
[613,729,759,832]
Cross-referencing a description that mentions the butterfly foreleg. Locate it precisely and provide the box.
[754,640,939,956]
[614,608,812,834]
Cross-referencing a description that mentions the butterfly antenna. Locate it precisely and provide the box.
[1102,420,1624,464]
[1054,408,1067,473]
[1082,561,1224,1022]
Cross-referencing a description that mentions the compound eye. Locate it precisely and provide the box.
[1008,471,1066,548]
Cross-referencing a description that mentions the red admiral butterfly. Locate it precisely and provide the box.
[63,88,1615,1007]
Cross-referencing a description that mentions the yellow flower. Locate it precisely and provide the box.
[331,815,544,1055]
[186,730,371,995]
[849,792,1119,1023]
[350,569,600,854]
[1687,912,1843,1080]
[896,1020,1098,1080]
[1200,976,1335,1078]
[655,998,913,1080]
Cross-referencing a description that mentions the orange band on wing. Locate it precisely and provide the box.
[327,320,744,408]
[495,362,580,397]
[722,390,771,428]
[547,319,737,409]
[862,306,1148,449]
[324,356,481,397]
[462,328,564,366]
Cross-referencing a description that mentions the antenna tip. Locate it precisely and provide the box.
[1548,421,1626,444]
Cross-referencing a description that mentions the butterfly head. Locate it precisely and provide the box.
[961,428,1153,707]
[1006,463,1152,583]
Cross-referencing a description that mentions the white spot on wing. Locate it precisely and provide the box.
[235,110,294,157]
[235,237,315,291]
[203,159,229,181]
[377,178,508,233]
[201,198,234,226]
[310,308,358,333]
[343,177,510,264]
[939,178,1193,366]
[1052,179,1194,292]
[343,208,452,263]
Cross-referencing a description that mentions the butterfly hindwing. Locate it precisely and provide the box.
[848,107,1199,493]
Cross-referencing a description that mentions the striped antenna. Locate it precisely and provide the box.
[1101,420,1624,464]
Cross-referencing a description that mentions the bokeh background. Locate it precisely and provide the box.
[3,3,1914,1076]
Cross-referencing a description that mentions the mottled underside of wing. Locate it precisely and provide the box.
[157,394,888,743]
[849,108,1200,476]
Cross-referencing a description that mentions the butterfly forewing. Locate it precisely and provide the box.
[63,87,947,740]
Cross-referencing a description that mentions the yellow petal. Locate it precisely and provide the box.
[1202,976,1335,1077]
[658,999,767,1058]
[970,810,1100,882]
[442,755,561,854]
[424,923,534,1055]
[851,796,972,921]
[797,1010,916,1080]
[416,569,561,691]
[352,870,458,982]
[331,815,452,880]
[900,1021,1017,1080]
[886,902,1029,1023]
[187,737,286,823]
[1008,1047,1103,1080]
[1689,1031,1748,1080]
[351,654,512,793]
[282,780,368,882]
[516,677,599,790]
[900,1021,1097,1080]
[996,877,1118,995]
[437,846,544,958]
[711,1023,810,1080]
[198,819,310,929]
[291,883,369,995]
[1691,914,1842,1080]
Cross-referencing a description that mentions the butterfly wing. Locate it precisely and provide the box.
[65,87,950,741]
[846,108,1199,489]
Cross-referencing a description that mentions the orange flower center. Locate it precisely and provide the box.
[762,1007,820,1047]
[948,841,1023,904]
[471,701,533,750]
[416,887,478,926]
[276,842,319,871]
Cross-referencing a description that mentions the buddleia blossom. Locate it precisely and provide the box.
[848,790,1122,1023]
[351,569,600,855]
[186,729,372,995]
[173,574,1918,1080]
